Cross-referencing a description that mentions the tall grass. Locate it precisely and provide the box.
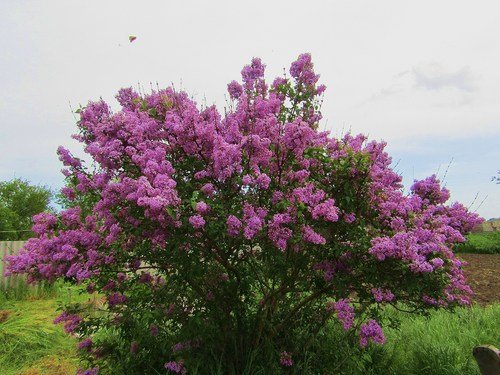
[166,304,499,374]
[0,289,498,374]
[0,280,60,301]
[361,304,500,375]
[455,232,500,254]
[0,299,78,375]
[0,283,92,375]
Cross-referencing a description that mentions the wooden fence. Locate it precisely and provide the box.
[0,241,26,291]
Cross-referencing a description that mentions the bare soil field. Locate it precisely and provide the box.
[460,253,500,305]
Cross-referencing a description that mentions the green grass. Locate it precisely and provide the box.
[366,304,500,375]
[0,299,78,375]
[0,290,498,374]
[455,232,500,254]
[0,284,92,375]
[174,304,500,375]
[298,304,500,375]
[0,280,61,301]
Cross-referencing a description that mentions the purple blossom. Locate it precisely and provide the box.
[150,324,159,337]
[241,57,265,85]
[130,341,139,354]
[227,80,243,99]
[77,367,99,375]
[200,183,215,196]
[189,215,206,229]
[255,173,271,189]
[371,288,395,303]
[57,146,82,168]
[226,215,242,236]
[107,292,127,307]
[115,87,140,109]
[312,199,339,222]
[280,351,293,367]
[53,312,82,333]
[195,201,210,215]
[289,53,319,86]
[268,213,293,251]
[242,203,267,240]
[430,257,444,269]
[165,361,186,374]
[78,338,93,350]
[242,174,254,186]
[411,175,450,204]
[31,212,57,235]
[272,77,287,91]
[328,298,355,330]
[344,213,356,224]
[359,319,385,347]
[302,225,326,245]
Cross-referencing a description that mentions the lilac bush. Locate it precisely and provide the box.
[7,54,481,373]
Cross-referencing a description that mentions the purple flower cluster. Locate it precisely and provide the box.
[227,80,243,99]
[241,57,265,87]
[359,319,385,347]
[290,53,320,87]
[328,298,355,331]
[150,324,159,337]
[189,215,206,229]
[279,351,293,367]
[107,292,127,308]
[53,312,82,334]
[77,367,99,375]
[311,199,339,222]
[78,338,93,351]
[226,215,242,237]
[165,360,186,374]
[130,341,139,354]
[242,203,267,240]
[411,175,450,204]
[302,225,326,245]
[371,288,395,303]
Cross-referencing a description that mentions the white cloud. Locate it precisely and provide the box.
[412,63,476,92]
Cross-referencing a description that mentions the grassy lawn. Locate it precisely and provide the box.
[0,298,78,375]
[455,232,500,254]
[0,294,498,374]
[0,284,92,375]
[371,303,500,375]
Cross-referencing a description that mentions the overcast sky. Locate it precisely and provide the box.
[0,0,498,218]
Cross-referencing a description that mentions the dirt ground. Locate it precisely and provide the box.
[459,253,500,305]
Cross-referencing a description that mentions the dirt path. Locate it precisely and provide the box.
[459,253,500,305]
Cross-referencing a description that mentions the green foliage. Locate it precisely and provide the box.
[0,179,52,240]
[455,232,500,254]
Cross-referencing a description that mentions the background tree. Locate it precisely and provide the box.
[0,179,52,240]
